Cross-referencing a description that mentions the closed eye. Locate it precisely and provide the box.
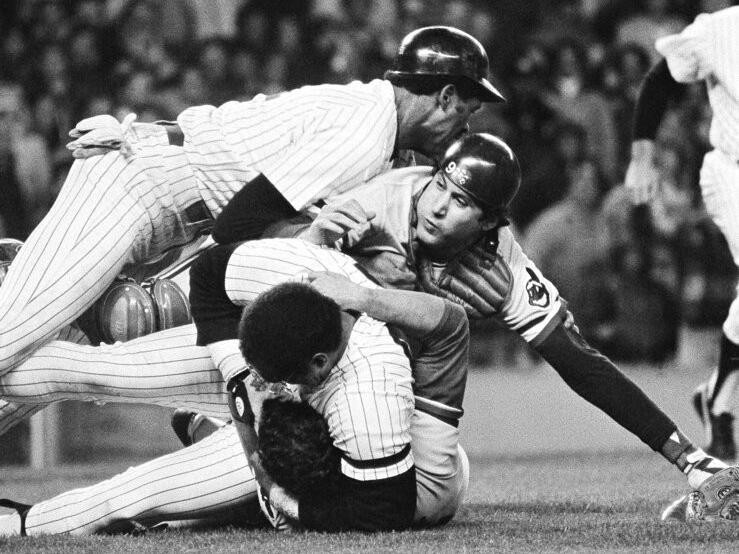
[453,194,469,207]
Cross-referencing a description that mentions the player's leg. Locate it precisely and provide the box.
[0,324,92,435]
[411,410,469,527]
[0,325,229,420]
[409,305,470,527]
[0,127,206,377]
[9,425,258,535]
[0,153,153,375]
[695,150,739,459]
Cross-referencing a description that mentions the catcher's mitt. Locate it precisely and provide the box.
[685,466,739,523]
[416,242,512,319]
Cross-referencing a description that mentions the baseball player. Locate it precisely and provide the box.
[624,6,739,462]
[0,240,470,534]
[2,134,737,521]
[0,25,502,430]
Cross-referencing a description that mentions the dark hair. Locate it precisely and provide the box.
[258,398,340,498]
[238,282,342,383]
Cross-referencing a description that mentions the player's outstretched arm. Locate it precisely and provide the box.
[305,271,453,338]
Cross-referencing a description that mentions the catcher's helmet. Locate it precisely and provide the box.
[385,26,505,102]
[439,133,521,214]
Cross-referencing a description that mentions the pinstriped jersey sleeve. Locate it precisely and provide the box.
[304,317,415,482]
[178,80,397,213]
[224,238,379,305]
[224,238,415,482]
[656,7,739,161]
[496,227,567,346]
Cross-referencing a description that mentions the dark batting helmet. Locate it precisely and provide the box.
[439,133,521,215]
[385,26,505,103]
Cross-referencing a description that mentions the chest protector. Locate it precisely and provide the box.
[416,236,513,319]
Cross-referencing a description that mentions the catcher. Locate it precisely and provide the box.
[1,134,738,522]
[224,132,739,523]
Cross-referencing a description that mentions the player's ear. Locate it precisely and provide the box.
[308,352,332,384]
[438,84,457,110]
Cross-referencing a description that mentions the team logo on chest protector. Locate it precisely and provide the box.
[525,267,550,307]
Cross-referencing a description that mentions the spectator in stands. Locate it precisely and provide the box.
[592,237,681,364]
[600,43,652,170]
[615,0,687,64]
[0,84,52,239]
[524,154,611,337]
[542,38,619,185]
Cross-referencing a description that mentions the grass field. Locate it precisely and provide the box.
[2,348,739,552]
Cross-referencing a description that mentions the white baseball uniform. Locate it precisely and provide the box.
[0,80,397,376]
[8,239,467,534]
[654,7,739,414]
[0,80,398,428]
[655,7,739,344]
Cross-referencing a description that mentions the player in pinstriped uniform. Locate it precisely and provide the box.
[0,239,469,534]
[0,134,733,487]
[625,6,739,462]
[0,25,503,430]
[3,134,738,523]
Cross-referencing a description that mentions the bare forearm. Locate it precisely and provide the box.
[356,288,447,337]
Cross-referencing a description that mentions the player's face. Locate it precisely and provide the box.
[421,87,481,158]
[414,172,492,261]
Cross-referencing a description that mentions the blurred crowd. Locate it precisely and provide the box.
[0,0,736,365]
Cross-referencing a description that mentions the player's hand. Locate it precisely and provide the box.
[66,113,137,159]
[303,199,376,246]
[624,139,660,205]
[355,251,416,290]
[305,271,367,312]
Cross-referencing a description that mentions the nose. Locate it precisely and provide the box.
[432,191,450,215]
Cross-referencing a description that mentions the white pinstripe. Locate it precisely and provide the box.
[5,237,466,531]
[656,6,739,343]
[225,239,414,481]
[24,425,256,535]
[0,125,203,377]
[178,80,397,214]
[0,80,397,430]
[0,325,228,419]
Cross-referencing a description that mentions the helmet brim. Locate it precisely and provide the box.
[385,71,506,103]
[477,78,506,103]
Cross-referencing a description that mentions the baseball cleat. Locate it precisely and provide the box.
[0,498,32,536]
[693,381,736,461]
[661,494,689,522]
[171,408,197,447]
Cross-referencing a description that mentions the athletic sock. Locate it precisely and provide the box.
[709,334,739,415]
[660,428,728,488]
